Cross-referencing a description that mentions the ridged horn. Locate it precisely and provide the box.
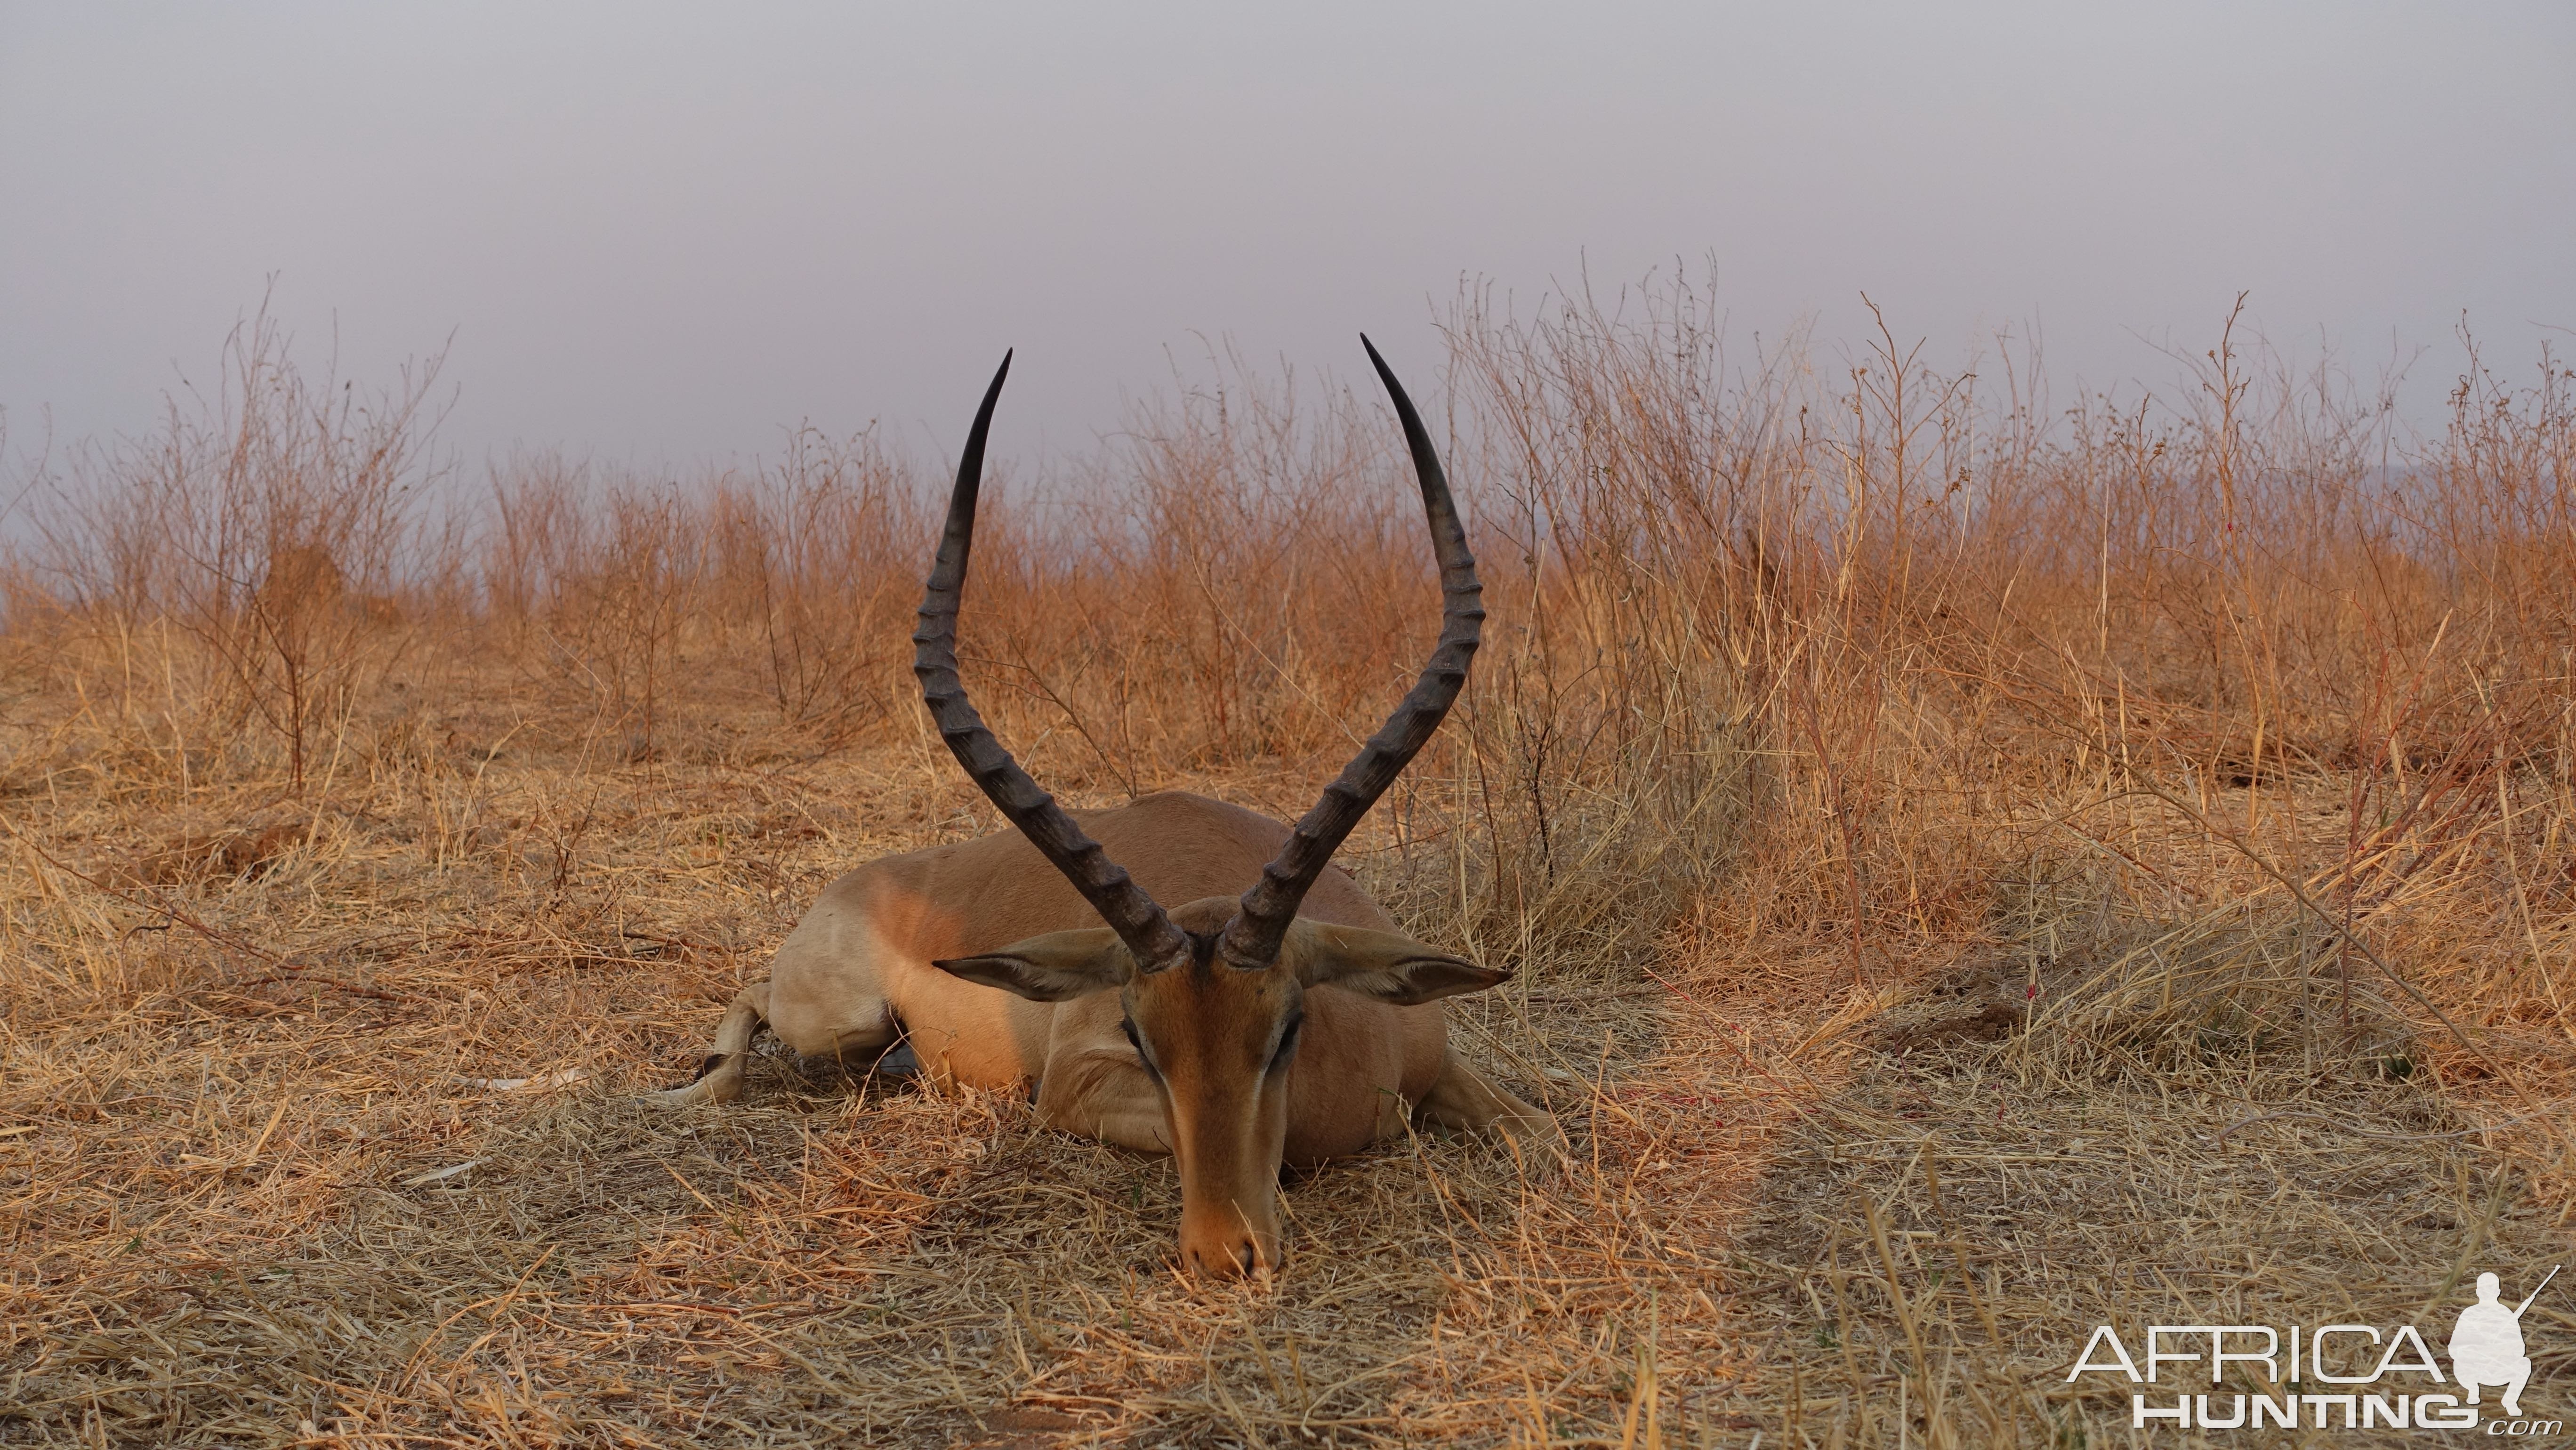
[912,352,1192,974]
[1218,336,1483,967]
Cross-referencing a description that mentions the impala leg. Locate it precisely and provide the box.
[1034,1050,1172,1155]
[651,981,772,1106]
[1374,1085,1413,1142]
[1415,1055,1566,1164]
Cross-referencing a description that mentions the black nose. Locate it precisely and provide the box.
[1184,1238,1285,1277]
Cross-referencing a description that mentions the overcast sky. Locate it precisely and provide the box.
[3,3,2570,476]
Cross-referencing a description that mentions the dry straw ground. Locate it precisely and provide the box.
[4,284,2573,1447]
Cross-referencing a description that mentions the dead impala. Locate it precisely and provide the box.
[656,338,1556,1277]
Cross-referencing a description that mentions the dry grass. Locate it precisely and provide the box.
[3,283,2573,1446]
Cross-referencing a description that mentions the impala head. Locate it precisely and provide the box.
[911,338,1494,1278]
[934,899,1506,1275]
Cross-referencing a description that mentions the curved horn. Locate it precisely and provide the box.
[912,353,1192,973]
[1219,336,1484,967]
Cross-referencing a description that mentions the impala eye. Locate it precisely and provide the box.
[1121,1017,1155,1072]
[1269,1013,1304,1072]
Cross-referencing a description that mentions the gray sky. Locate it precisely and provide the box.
[4,2,2571,474]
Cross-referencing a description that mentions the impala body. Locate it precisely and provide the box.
[657,339,1554,1277]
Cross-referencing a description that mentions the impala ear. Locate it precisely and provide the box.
[934,927,1132,1002]
[1291,922,1511,1005]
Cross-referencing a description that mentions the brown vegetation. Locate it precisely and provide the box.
[2,285,2571,1445]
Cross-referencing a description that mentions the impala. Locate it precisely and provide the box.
[656,338,1555,1277]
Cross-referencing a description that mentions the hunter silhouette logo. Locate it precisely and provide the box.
[2066,1264,2561,1432]
[2453,1266,2555,1418]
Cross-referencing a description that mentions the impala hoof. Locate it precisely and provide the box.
[644,1053,744,1107]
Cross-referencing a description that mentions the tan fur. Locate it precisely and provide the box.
[658,789,1556,1275]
